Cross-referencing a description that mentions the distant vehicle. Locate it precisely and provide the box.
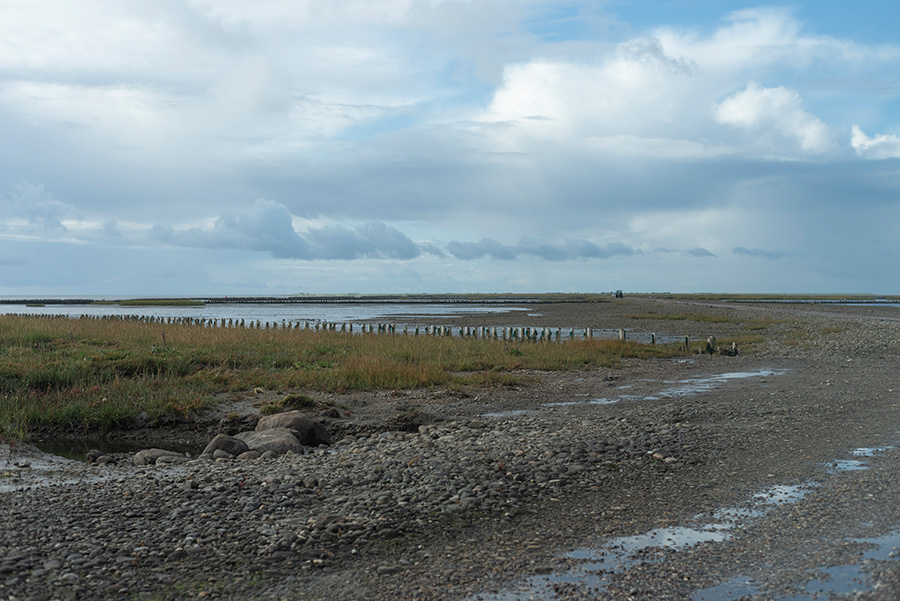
[614,290,623,298]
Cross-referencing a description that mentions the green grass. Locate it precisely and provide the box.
[0,314,685,438]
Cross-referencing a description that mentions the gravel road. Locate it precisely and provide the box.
[2,297,900,601]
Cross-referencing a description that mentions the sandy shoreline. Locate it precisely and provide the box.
[3,298,900,600]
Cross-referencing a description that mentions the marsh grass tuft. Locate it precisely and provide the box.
[0,314,684,438]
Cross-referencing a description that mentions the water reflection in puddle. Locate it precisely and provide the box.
[691,528,900,601]
[824,446,893,473]
[473,439,899,601]
[483,369,788,419]
[535,369,788,412]
[692,576,758,601]
[647,369,787,401]
[827,459,868,472]
[471,480,818,601]
[752,483,816,505]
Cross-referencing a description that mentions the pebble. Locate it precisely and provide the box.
[0,407,687,600]
[1,300,898,600]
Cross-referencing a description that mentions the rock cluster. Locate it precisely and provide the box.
[0,406,691,600]
[108,410,334,467]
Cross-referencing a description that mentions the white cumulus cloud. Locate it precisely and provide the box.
[850,125,900,159]
[715,83,834,155]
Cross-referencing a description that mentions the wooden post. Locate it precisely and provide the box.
[684,336,690,352]
[650,332,656,345]
[619,329,626,342]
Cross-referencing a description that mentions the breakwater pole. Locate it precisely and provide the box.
[5,312,706,348]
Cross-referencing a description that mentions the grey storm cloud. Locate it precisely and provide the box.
[685,247,716,258]
[155,200,422,260]
[446,237,640,261]
[446,238,519,261]
[160,202,648,264]
[733,246,788,260]
[305,222,421,260]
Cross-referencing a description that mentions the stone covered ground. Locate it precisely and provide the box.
[2,297,900,600]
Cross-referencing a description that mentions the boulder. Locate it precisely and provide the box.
[133,448,187,466]
[235,428,304,455]
[255,410,330,446]
[201,434,250,458]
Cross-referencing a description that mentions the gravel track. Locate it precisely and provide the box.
[2,298,900,600]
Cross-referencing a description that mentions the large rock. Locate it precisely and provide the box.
[133,448,188,466]
[255,410,330,446]
[235,428,304,455]
[201,434,250,458]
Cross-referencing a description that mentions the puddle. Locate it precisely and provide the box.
[588,398,618,405]
[0,442,125,493]
[607,525,731,553]
[824,447,892,473]
[827,459,868,472]
[33,439,199,462]
[693,529,900,601]
[752,483,816,505]
[483,369,787,418]
[470,481,816,601]
[473,445,897,601]
[692,576,758,601]
[850,446,893,457]
[646,369,787,401]
[534,369,788,412]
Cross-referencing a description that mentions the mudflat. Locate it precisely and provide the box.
[2,297,900,600]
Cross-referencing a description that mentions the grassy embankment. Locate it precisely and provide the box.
[0,314,683,440]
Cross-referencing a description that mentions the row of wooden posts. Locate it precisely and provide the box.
[70,313,644,342]
[16,313,723,350]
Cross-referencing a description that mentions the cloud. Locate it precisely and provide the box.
[305,221,421,260]
[155,199,423,260]
[715,83,834,154]
[1,4,899,296]
[0,182,77,232]
[733,246,788,260]
[475,7,868,163]
[446,238,518,261]
[446,237,640,261]
[850,125,900,159]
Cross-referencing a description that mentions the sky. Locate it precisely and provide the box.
[1,0,899,296]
